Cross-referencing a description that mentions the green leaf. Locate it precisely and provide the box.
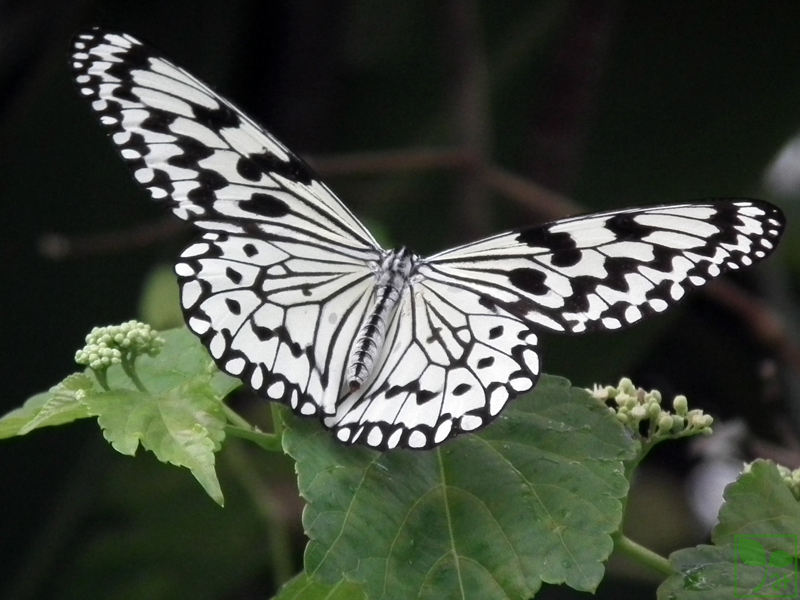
[0,373,94,438]
[81,328,239,505]
[658,544,798,600]
[1,327,241,505]
[713,460,800,544]
[658,461,800,599]
[82,384,227,504]
[283,375,636,600]
[272,573,367,600]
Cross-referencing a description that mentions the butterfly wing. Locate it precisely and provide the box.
[71,28,385,414]
[422,201,784,334]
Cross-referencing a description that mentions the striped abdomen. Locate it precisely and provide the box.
[346,247,416,390]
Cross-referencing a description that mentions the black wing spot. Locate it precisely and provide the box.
[172,137,215,165]
[386,385,403,399]
[488,325,503,339]
[196,168,228,190]
[551,248,582,268]
[517,227,583,267]
[605,213,651,240]
[253,325,274,341]
[243,243,258,257]
[141,108,176,134]
[453,383,471,396]
[111,84,138,103]
[239,193,291,217]
[193,103,240,130]
[517,227,575,250]
[249,152,314,185]
[508,268,548,295]
[479,295,498,312]
[225,267,243,285]
[224,298,242,315]
[477,357,495,369]
[108,42,150,73]
[236,156,262,182]
[417,390,437,405]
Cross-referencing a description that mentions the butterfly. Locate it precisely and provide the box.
[70,28,785,450]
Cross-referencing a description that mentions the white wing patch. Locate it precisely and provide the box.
[72,28,786,451]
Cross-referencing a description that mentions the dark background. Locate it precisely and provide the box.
[2,1,800,598]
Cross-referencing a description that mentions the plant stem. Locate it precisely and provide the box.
[120,356,148,392]
[222,404,252,429]
[270,402,284,441]
[613,533,673,576]
[91,367,111,391]
[225,425,282,452]
[222,405,282,451]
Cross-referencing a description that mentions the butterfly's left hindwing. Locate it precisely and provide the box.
[72,28,786,451]
[326,278,541,450]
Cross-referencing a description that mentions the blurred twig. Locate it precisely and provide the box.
[38,217,186,260]
[524,0,623,194]
[704,279,800,377]
[444,0,493,240]
[310,148,467,176]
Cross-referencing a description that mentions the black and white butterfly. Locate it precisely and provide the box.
[71,28,785,450]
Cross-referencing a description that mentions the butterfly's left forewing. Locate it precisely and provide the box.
[423,201,784,334]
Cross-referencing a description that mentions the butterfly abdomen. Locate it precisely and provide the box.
[346,248,417,391]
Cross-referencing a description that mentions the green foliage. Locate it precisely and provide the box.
[273,573,368,600]
[1,327,240,505]
[658,461,800,599]
[285,376,636,599]
[4,325,800,599]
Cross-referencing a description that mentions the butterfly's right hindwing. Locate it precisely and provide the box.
[176,232,378,416]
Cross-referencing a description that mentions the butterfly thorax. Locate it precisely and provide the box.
[346,247,418,392]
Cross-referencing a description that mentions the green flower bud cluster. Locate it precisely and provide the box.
[588,377,713,443]
[775,464,800,501]
[75,321,165,371]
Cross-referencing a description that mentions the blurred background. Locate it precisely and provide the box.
[2,1,800,598]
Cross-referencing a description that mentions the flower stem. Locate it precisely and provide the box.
[120,356,147,393]
[222,405,282,452]
[613,532,673,576]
